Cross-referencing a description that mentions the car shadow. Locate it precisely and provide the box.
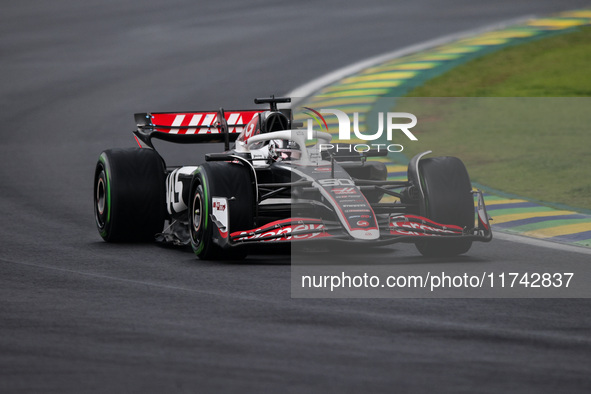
[90,241,491,267]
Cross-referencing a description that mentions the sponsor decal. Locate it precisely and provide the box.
[332,187,357,195]
[389,220,462,237]
[390,229,439,237]
[357,220,369,227]
[151,111,260,135]
[212,197,229,238]
[213,201,226,211]
[333,194,357,200]
[232,223,330,242]
[312,174,379,237]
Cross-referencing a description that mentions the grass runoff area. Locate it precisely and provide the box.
[402,26,591,211]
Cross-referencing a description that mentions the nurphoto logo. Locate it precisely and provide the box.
[303,107,418,153]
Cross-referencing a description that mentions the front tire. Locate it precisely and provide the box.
[94,148,166,242]
[189,162,254,260]
[414,156,474,257]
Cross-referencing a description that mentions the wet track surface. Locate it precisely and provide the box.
[1,1,591,392]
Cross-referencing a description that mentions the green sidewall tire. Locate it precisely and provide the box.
[189,162,254,260]
[94,148,166,242]
[415,156,473,257]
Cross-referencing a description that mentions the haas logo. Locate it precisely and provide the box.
[333,187,356,195]
[357,220,369,227]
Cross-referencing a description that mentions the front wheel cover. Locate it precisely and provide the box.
[415,156,473,257]
[188,163,252,260]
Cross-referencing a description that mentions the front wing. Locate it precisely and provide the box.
[226,191,492,246]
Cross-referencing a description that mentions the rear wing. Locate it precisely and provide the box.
[134,109,265,149]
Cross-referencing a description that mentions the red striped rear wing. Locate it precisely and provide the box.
[133,110,264,147]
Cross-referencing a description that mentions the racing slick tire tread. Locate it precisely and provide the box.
[189,162,254,260]
[94,148,166,242]
[415,156,473,257]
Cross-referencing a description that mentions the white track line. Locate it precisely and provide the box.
[287,16,534,103]
[494,232,591,255]
[287,14,591,253]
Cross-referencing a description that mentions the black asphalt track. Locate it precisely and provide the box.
[1,1,591,392]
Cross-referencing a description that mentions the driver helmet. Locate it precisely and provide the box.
[269,139,301,161]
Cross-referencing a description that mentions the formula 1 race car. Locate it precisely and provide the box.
[94,96,492,259]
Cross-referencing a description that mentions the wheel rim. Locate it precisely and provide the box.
[192,191,202,234]
[97,177,106,215]
[95,170,107,229]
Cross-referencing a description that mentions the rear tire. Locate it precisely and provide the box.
[94,148,166,242]
[189,162,254,260]
[414,156,473,257]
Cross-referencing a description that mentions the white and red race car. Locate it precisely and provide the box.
[94,96,492,259]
